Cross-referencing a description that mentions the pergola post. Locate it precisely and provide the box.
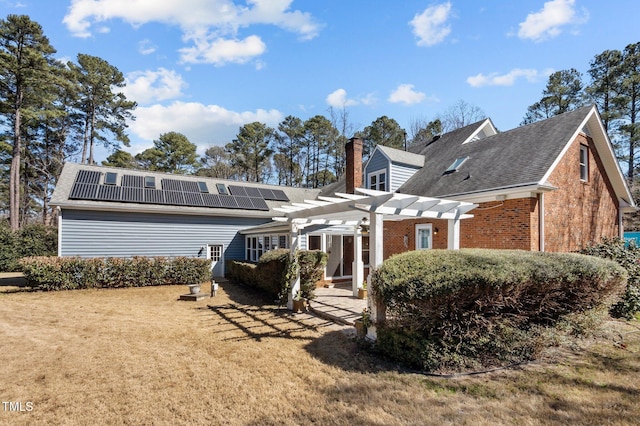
[447,218,461,250]
[287,223,301,310]
[367,212,385,339]
[352,225,364,297]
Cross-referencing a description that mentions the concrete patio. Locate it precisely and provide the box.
[308,283,367,326]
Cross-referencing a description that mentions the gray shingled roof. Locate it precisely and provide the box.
[398,106,595,198]
[376,145,425,167]
[51,162,321,218]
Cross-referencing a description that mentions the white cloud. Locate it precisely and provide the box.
[138,39,156,55]
[410,2,453,47]
[63,0,320,65]
[517,0,588,42]
[326,88,376,108]
[128,101,284,152]
[178,35,266,66]
[466,68,554,87]
[123,68,187,104]
[388,84,426,105]
[326,89,358,108]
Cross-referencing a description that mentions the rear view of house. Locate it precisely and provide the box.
[51,105,635,288]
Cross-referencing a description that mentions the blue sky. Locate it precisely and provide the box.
[2,0,639,163]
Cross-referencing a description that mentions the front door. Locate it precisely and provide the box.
[208,244,224,278]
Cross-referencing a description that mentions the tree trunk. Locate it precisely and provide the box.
[10,95,22,231]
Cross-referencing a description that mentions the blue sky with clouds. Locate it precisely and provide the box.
[2,0,639,163]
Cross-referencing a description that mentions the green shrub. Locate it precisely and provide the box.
[580,237,640,319]
[19,256,210,291]
[371,249,626,373]
[0,223,57,272]
[227,249,327,302]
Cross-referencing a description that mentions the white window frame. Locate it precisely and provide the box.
[245,234,290,262]
[580,144,589,181]
[415,224,433,250]
[368,170,387,191]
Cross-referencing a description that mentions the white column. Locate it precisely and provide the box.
[447,218,460,250]
[367,212,385,339]
[287,223,301,310]
[352,225,364,297]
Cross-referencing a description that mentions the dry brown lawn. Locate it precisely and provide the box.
[0,279,639,425]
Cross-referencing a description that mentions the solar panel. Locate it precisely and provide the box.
[244,187,262,198]
[184,192,204,206]
[181,180,200,193]
[121,187,144,203]
[202,193,223,208]
[218,194,238,208]
[228,185,247,196]
[258,188,275,199]
[161,179,181,191]
[75,170,101,185]
[234,196,254,210]
[271,189,289,202]
[144,189,164,204]
[122,175,144,188]
[70,183,99,199]
[249,197,269,211]
[163,190,186,205]
[70,169,280,212]
[96,185,122,201]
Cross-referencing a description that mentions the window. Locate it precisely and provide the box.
[308,235,322,251]
[444,157,469,174]
[580,145,589,181]
[104,172,117,185]
[197,181,209,193]
[415,224,432,250]
[144,176,156,189]
[368,170,387,191]
[246,234,289,262]
[362,236,370,266]
[216,183,228,195]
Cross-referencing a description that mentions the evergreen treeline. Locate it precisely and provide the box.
[1,14,638,229]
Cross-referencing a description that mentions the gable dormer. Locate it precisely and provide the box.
[364,145,425,192]
[462,118,498,144]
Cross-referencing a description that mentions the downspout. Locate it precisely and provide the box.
[618,199,624,239]
[57,207,62,257]
[538,193,545,252]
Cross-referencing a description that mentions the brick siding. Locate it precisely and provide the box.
[380,133,620,257]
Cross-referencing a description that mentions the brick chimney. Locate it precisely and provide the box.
[345,137,363,194]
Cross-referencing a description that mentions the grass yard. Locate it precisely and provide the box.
[1,279,639,425]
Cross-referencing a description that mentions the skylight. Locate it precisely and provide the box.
[144,176,156,189]
[216,183,228,195]
[197,181,209,193]
[444,156,469,174]
[104,172,117,185]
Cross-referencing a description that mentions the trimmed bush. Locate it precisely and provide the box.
[19,256,210,291]
[371,249,626,373]
[0,224,57,272]
[580,237,640,319]
[226,249,327,302]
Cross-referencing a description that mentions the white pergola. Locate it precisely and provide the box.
[274,188,477,336]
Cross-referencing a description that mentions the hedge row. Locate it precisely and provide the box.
[371,249,626,373]
[226,249,327,301]
[19,256,211,291]
[579,237,640,319]
[0,224,57,272]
